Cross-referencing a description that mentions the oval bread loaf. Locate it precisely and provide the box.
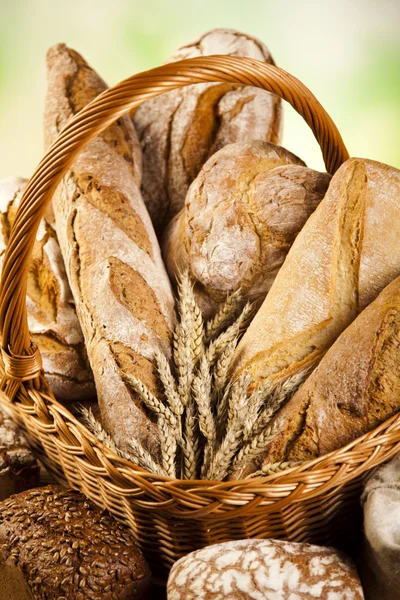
[0,177,95,402]
[231,158,400,388]
[134,28,282,234]
[162,141,331,317]
[44,45,176,460]
[231,274,400,478]
[0,485,152,599]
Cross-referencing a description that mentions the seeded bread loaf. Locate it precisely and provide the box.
[134,28,282,234]
[163,141,331,317]
[0,485,151,599]
[0,177,95,402]
[45,45,176,460]
[0,403,39,502]
[233,275,400,478]
[231,158,400,387]
[167,538,364,599]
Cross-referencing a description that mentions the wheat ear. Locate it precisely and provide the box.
[158,415,178,478]
[155,350,183,417]
[182,398,200,479]
[245,460,301,478]
[204,289,243,343]
[242,378,275,443]
[206,302,253,366]
[230,418,282,477]
[212,336,238,396]
[79,406,166,476]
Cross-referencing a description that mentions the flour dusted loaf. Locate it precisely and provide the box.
[134,28,282,233]
[0,485,151,599]
[0,177,95,402]
[163,141,330,317]
[232,275,400,478]
[45,45,176,459]
[0,403,39,502]
[231,158,400,387]
[167,538,364,599]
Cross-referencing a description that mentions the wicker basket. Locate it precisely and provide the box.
[1,55,400,578]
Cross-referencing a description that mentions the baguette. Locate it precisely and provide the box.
[0,177,94,402]
[231,158,400,387]
[45,45,176,459]
[134,28,282,234]
[162,141,331,317]
[232,275,400,478]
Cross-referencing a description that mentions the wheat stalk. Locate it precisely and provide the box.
[79,406,166,476]
[204,289,243,343]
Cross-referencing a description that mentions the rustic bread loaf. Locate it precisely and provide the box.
[0,403,39,502]
[167,538,364,599]
[232,275,400,478]
[45,45,176,460]
[231,158,400,387]
[0,485,152,599]
[0,177,95,402]
[163,141,331,317]
[134,28,282,234]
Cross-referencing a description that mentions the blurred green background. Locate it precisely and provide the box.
[0,0,399,178]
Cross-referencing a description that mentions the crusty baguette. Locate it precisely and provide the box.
[134,28,282,234]
[45,45,176,459]
[231,275,400,478]
[0,177,95,402]
[162,141,331,318]
[231,158,400,387]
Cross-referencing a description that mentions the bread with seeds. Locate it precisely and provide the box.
[231,158,400,388]
[0,177,95,402]
[133,28,282,234]
[0,485,151,599]
[231,274,400,478]
[162,141,331,317]
[45,44,176,460]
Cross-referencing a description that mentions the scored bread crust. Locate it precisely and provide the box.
[162,141,331,318]
[133,28,282,234]
[231,158,400,387]
[231,275,400,478]
[45,44,176,459]
[0,177,95,402]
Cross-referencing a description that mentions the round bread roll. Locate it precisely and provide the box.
[133,28,282,234]
[162,141,331,317]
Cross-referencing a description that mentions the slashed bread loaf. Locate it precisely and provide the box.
[231,158,400,387]
[232,275,400,478]
[45,45,176,459]
[167,538,364,599]
[162,141,331,317]
[0,485,151,599]
[0,177,94,402]
[134,28,282,233]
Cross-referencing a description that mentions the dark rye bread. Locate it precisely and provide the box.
[0,404,39,502]
[162,141,331,318]
[44,45,176,460]
[133,28,282,234]
[0,485,151,599]
[231,275,400,478]
[0,177,94,402]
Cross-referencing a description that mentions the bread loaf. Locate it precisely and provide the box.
[232,275,400,478]
[0,177,95,402]
[134,28,282,234]
[0,485,152,599]
[0,403,39,501]
[162,141,331,317]
[167,538,364,599]
[44,45,176,459]
[231,158,400,387]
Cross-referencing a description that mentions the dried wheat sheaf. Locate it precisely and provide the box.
[81,272,307,481]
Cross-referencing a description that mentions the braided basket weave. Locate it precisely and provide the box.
[1,56,400,577]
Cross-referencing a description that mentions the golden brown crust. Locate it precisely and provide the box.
[233,276,400,478]
[162,141,330,317]
[134,28,282,234]
[231,158,400,388]
[45,44,176,459]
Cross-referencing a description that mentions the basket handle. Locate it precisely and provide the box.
[0,55,349,376]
